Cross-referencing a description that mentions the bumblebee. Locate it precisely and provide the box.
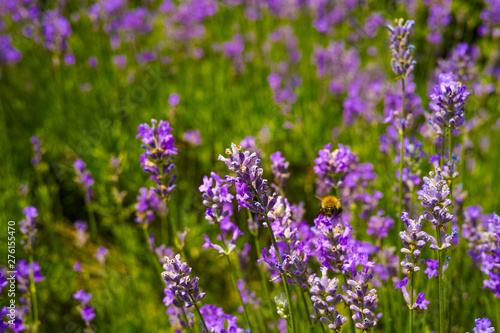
[316,195,343,218]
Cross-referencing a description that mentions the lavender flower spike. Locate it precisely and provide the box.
[73,289,96,331]
[74,159,94,203]
[428,72,470,135]
[19,206,39,253]
[399,213,429,274]
[386,18,416,79]
[346,270,382,330]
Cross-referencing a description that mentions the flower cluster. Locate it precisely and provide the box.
[162,254,205,309]
[135,187,160,225]
[346,270,382,330]
[213,33,248,74]
[399,213,429,274]
[314,143,359,195]
[199,304,245,333]
[266,26,302,115]
[42,10,72,52]
[308,267,347,331]
[201,203,244,256]
[472,317,495,333]
[417,167,455,251]
[30,136,43,166]
[75,221,89,248]
[136,119,177,200]
[386,19,416,79]
[19,206,38,253]
[270,151,290,194]
[428,72,470,135]
[199,172,234,224]
[73,290,96,331]
[424,0,451,44]
[435,43,480,83]
[463,211,500,298]
[74,159,94,203]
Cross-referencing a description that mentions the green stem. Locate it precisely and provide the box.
[253,230,272,306]
[342,275,355,333]
[398,78,406,220]
[448,127,454,216]
[299,289,312,326]
[283,277,296,333]
[435,228,445,333]
[410,274,414,333]
[87,204,99,245]
[191,297,209,333]
[28,254,39,332]
[218,224,252,331]
[441,129,446,168]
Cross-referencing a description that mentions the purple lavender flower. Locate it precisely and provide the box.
[314,143,359,194]
[136,119,177,200]
[135,187,160,225]
[74,159,94,203]
[183,130,201,146]
[162,254,205,308]
[399,213,429,274]
[88,56,98,67]
[112,55,127,68]
[270,151,290,194]
[346,270,382,330]
[473,318,495,333]
[199,304,245,333]
[16,260,44,294]
[95,247,109,266]
[64,52,75,65]
[386,18,416,78]
[308,267,347,330]
[425,0,451,44]
[199,173,234,224]
[73,289,96,329]
[414,292,430,310]
[215,33,246,74]
[367,210,394,241]
[42,10,72,51]
[19,206,38,253]
[435,43,479,83]
[74,221,89,248]
[478,0,500,36]
[30,136,42,166]
[0,35,22,65]
[73,261,82,272]
[424,259,439,279]
[428,73,470,135]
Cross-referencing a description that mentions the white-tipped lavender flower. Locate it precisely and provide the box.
[346,270,382,331]
[162,254,205,309]
[399,213,429,274]
[74,221,89,248]
[308,267,347,331]
[274,293,289,319]
[386,18,416,79]
[428,72,470,135]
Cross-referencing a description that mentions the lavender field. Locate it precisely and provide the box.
[1,0,500,332]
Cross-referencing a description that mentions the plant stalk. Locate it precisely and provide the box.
[398,78,406,220]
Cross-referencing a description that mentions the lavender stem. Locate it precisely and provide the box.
[398,78,406,220]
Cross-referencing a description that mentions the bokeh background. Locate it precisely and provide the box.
[1,0,500,332]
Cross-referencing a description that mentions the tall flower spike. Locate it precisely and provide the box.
[162,254,205,309]
[386,18,416,79]
[136,119,177,200]
[19,206,38,253]
[399,213,429,274]
[428,72,470,135]
[308,267,347,331]
[346,270,382,331]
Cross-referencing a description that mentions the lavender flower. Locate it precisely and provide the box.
[270,151,290,194]
[135,187,160,225]
[367,210,394,241]
[74,159,94,203]
[424,259,439,279]
[199,304,245,333]
[314,143,359,195]
[308,267,347,331]
[74,221,89,248]
[435,43,479,83]
[472,318,495,333]
[274,293,289,319]
[162,254,205,308]
[425,0,451,43]
[183,130,201,146]
[30,136,42,166]
[386,18,416,79]
[73,289,96,331]
[199,173,234,224]
[95,247,109,266]
[19,206,38,253]
[399,213,429,274]
[428,73,470,135]
[346,270,382,330]
[136,119,177,200]
[42,10,72,52]
[0,35,22,65]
